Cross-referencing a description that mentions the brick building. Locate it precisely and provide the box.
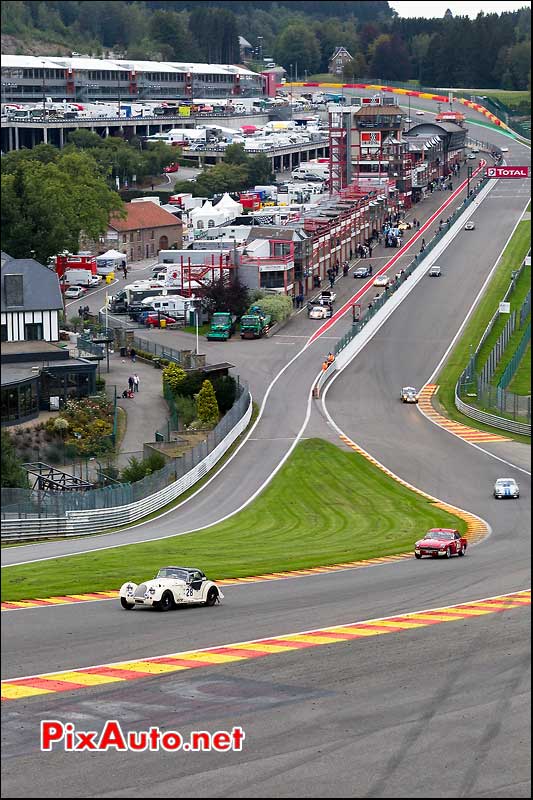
[97,199,183,261]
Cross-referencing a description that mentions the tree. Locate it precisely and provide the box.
[162,362,187,394]
[150,9,189,59]
[224,143,249,166]
[194,163,249,196]
[1,431,28,489]
[273,23,321,74]
[198,274,250,318]
[247,153,275,186]
[369,34,411,81]
[196,380,220,426]
[1,150,123,264]
[410,33,431,84]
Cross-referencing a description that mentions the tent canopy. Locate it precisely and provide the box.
[97,249,127,261]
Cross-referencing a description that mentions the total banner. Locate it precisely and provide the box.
[485,166,529,179]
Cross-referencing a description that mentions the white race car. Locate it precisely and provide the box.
[308,304,332,319]
[493,478,519,499]
[120,566,224,611]
[373,274,390,287]
[401,386,418,403]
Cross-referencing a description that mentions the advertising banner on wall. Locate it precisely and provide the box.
[485,166,529,178]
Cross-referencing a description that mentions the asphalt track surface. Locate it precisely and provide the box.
[2,104,531,797]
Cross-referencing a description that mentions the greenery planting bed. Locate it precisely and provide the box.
[435,221,531,442]
[1,439,465,601]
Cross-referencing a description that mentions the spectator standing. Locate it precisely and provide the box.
[128,376,134,392]
[130,347,136,363]
[133,374,139,392]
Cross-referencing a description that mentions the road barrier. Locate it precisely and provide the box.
[1,388,252,542]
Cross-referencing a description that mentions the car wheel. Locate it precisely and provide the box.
[458,545,466,557]
[445,548,452,559]
[156,591,174,612]
[120,597,134,610]
[414,553,422,559]
[205,587,218,607]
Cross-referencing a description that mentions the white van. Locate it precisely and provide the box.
[63,269,93,287]
[141,295,188,315]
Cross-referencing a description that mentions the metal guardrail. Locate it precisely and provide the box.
[1,386,251,539]
[455,388,531,436]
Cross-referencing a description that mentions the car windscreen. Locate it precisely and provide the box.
[156,568,188,580]
[424,531,453,540]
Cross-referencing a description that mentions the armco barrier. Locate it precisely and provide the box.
[1,391,252,542]
[455,388,531,436]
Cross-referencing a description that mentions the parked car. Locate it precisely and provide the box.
[144,313,176,327]
[464,221,475,231]
[429,264,442,277]
[120,566,223,611]
[88,274,102,287]
[353,265,373,278]
[500,147,509,153]
[373,274,391,288]
[414,529,467,559]
[64,286,87,299]
[493,478,519,499]
[163,163,180,173]
[400,387,418,403]
[415,110,425,116]
[467,153,476,160]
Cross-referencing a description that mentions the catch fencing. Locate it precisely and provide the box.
[456,253,531,429]
[1,385,251,539]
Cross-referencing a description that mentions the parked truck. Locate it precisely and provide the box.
[63,268,94,287]
[206,311,237,341]
[240,306,272,339]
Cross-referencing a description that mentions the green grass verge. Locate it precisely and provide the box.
[1,438,465,601]
[435,220,531,442]
[507,343,531,395]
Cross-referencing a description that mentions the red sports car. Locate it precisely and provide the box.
[144,313,176,327]
[414,528,467,559]
[163,163,180,173]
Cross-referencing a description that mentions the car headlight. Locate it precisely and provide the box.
[439,547,446,551]
[148,587,156,594]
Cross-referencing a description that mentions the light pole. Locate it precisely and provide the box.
[467,165,473,197]
[117,76,121,118]
[257,36,263,64]
[42,60,46,119]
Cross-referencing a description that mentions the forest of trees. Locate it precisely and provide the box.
[1,1,530,90]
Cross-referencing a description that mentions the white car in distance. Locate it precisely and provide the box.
[120,566,223,611]
[373,274,391,287]
[493,478,519,499]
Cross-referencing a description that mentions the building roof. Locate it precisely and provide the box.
[354,104,402,116]
[1,258,62,313]
[330,47,353,60]
[109,203,183,232]
[239,36,253,48]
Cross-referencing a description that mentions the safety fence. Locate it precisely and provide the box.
[335,174,489,358]
[456,253,531,429]
[1,385,251,537]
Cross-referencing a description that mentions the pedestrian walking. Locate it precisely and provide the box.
[368,244,373,258]
[78,306,84,319]
[133,374,139,392]
[417,220,421,229]
[128,376,134,392]
[130,347,136,363]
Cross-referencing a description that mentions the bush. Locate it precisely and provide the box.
[95,376,106,390]
[173,395,197,427]
[178,370,205,398]
[255,296,293,323]
[44,446,63,464]
[162,361,186,393]
[196,380,219,426]
[212,375,237,413]
[120,451,166,483]
[1,431,29,488]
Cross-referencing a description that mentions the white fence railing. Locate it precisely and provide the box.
[2,392,252,543]
[455,388,531,436]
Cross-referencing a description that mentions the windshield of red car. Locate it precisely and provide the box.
[424,531,453,540]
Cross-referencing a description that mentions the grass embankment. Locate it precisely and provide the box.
[507,343,531,395]
[478,265,531,387]
[1,439,465,601]
[435,220,531,442]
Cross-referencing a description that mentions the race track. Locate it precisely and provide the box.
[1,106,530,798]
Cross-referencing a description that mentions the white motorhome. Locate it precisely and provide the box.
[291,162,329,180]
[63,268,94,286]
[140,295,189,315]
